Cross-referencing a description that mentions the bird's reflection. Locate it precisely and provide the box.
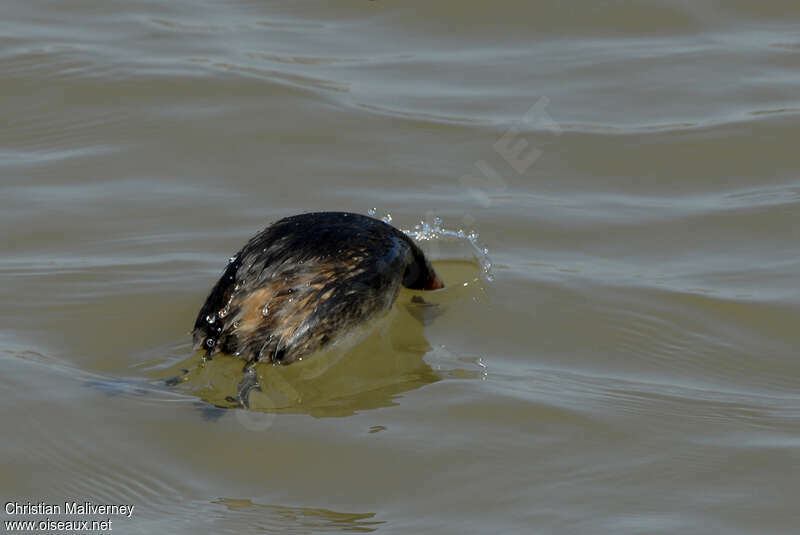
[161,292,441,417]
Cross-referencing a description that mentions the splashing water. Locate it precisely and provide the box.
[365,208,493,282]
[403,214,494,282]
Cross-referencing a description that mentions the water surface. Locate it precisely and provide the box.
[2,1,799,533]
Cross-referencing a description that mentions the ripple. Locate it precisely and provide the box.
[212,498,384,533]
[0,146,115,167]
[209,61,349,93]
[245,51,342,66]
[147,17,227,34]
[353,102,490,127]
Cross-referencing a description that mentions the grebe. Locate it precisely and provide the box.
[192,212,443,373]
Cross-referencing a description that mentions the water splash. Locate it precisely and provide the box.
[403,215,494,282]
[362,208,494,282]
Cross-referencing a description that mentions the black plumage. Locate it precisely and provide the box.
[192,212,443,365]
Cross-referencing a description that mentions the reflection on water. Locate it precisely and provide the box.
[158,258,485,417]
[161,303,438,417]
[213,498,384,533]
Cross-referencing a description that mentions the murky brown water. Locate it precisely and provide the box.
[2,1,800,533]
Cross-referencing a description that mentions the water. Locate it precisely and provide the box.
[2,1,799,533]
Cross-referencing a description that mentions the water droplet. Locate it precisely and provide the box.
[382,213,392,224]
[401,215,494,284]
[229,255,237,264]
[233,320,240,329]
[205,315,215,324]
[218,306,229,319]
[233,284,241,292]
[206,338,215,348]
[367,207,376,216]
[261,305,270,317]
